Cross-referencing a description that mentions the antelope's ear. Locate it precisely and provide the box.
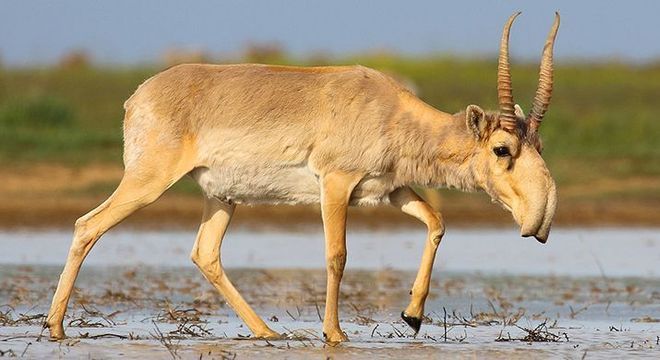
[465,105,488,139]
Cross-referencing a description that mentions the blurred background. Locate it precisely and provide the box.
[0,0,658,229]
[2,4,659,357]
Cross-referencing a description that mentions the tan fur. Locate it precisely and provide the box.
[46,63,557,342]
[190,197,280,339]
[390,187,444,321]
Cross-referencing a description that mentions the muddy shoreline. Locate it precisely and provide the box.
[2,164,659,230]
[2,193,659,230]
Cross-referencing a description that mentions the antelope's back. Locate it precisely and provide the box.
[125,63,403,167]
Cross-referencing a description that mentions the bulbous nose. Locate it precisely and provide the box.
[520,175,557,244]
[535,178,557,243]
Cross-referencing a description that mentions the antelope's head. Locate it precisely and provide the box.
[466,12,559,243]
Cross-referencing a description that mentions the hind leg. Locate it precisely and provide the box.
[190,197,280,339]
[46,169,187,340]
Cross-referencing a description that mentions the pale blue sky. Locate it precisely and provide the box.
[1,0,659,66]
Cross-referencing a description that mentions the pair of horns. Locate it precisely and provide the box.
[498,12,560,133]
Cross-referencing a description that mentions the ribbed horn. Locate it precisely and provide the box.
[497,12,521,132]
[528,12,560,132]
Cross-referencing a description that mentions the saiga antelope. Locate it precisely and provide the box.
[46,12,559,343]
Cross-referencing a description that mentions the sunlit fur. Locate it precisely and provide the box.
[463,106,557,242]
[123,64,479,200]
[122,63,555,239]
[46,62,557,343]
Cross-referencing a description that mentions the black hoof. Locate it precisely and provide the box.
[401,311,422,334]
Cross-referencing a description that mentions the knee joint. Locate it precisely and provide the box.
[70,218,97,257]
[327,252,347,276]
[191,254,222,278]
[74,216,87,229]
[428,215,445,246]
[73,216,90,237]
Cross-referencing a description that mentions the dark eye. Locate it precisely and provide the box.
[493,146,510,157]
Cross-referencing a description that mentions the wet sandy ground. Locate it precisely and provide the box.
[0,229,659,358]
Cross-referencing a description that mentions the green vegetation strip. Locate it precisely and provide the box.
[1,57,659,188]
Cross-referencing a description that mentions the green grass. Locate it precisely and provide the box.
[0,57,658,189]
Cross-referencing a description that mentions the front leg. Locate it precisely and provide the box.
[389,187,445,334]
[320,171,363,343]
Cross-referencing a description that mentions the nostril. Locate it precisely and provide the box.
[520,219,543,239]
[534,234,548,244]
[521,230,535,238]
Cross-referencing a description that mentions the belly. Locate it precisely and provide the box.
[191,164,321,205]
[190,165,395,206]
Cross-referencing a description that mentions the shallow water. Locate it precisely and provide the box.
[1,227,659,276]
[0,228,658,358]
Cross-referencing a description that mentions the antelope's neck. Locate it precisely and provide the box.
[390,95,479,191]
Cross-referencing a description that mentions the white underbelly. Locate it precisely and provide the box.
[190,165,395,207]
[191,164,321,205]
